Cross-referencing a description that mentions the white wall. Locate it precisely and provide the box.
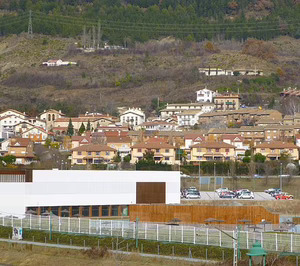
[0,170,180,215]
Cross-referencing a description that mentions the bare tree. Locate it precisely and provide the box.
[281,96,300,115]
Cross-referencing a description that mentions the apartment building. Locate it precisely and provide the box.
[106,136,132,159]
[253,141,299,161]
[238,126,265,145]
[71,144,117,165]
[255,117,282,127]
[221,134,248,156]
[138,121,179,131]
[7,138,35,165]
[119,108,145,127]
[207,128,239,141]
[131,142,176,165]
[189,141,236,162]
[177,110,204,127]
[160,102,214,119]
[214,93,240,111]
[264,125,295,142]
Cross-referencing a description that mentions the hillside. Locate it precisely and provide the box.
[0,34,299,116]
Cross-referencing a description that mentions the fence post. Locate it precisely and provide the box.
[121,221,124,238]
[79,218,81,234]
[206,228,209,245]
[29,214,31,229]
[219,230,222,247]
[169,225,171,242]
[291,234,293,253]
[88,219,91,235]
[232,231,235,249]
[181,225,184,243]
[194,227,196,244]
[261,232,263,248]
[99,220,102,235]
[68,217,70,232]
[133,221,135,239]
[275,233,278,251]
[156,224,159,241]
[145,223,147,240]
[246,231,249,249]
[58,216,61,232]
[111,220,113,236]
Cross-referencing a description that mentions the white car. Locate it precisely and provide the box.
[186,191,201,199]
[216,188,229,195]
[238,191,254,199]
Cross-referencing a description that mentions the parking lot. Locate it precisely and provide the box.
[183,191,275,201]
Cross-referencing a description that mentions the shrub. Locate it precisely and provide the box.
[242,39,276,60]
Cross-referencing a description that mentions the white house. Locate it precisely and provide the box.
[177,110,204,127]
[221,134,248,156]
[0,115,27,137]
[40,109,65,130]
[21,126,48,143]
[138,121,179,131]
[0,109,27,120]
[42,59,77,66]
[198,67,263,76]
[184,133,205,149]
[0,170,180,215]
[196,87,216,103]
[160,103,214,119]
[120,108,145,127]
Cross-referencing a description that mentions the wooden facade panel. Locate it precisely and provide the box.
[129,205,280,225]
[136,182,166,204]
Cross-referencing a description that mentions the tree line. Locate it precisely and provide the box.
[0,0,299,43]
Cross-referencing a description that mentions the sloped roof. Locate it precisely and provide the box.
[191,141,235,149]
[132,142,174,149]
[9,138,32,147]
[254,141,297,149]
[72,144,116,152]
[221,134,244,142]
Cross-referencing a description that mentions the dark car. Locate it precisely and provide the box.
[220,191,235,198]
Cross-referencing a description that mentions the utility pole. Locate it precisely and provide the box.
[28,10,33,39]
[92,25,96,49]
[83,25,86,49]
[97,21,101,49]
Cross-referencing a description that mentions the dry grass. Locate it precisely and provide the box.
[0,242,207,266]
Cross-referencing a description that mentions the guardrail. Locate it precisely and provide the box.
[1,214,299,252]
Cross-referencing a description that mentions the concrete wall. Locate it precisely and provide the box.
[0,170,180,216]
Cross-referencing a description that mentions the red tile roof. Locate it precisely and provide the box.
[72,144,116,152]
[132,142,174,149]
[191,141,235,149]
[254,141,297,149]
[221,134,244,142]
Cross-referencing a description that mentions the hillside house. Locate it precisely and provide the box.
[42,59,77,66]
[40,109,65,130]
[120,108,145,128]
[196,88,216,103]
[7,138,35,165]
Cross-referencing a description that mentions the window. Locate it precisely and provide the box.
[82,206,90,217]
[197,148,201,152]
[207,148,211,152]
[165,149,169,153]
[105,151,110,156]
[225,149,229,152]
[102,206,109,216]
[92,206,99,217]
[61,207,70,217]
[77,159,83,163]
[51,207,59,216]
[216,148,220,152]
[112,206,119,216]
[78,151,82,155]
[165,157,170,161]
[88,151,92,156]
[96,152,100,155]
[156,149,160,153]
[72,206,79,217]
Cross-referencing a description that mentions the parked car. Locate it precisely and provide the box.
[186,191,201,199]
[238,191,254,199]
[275,193,293,200]
[270,189,282,197]
[264,188,281,194]
[254,174,264,178]
[216,188,229,195]
[220,191,236,199]
[235,189,250,197]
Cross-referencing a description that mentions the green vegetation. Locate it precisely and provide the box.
[136,150,172,171]
[67,118,74,136]
[0,0,299,43]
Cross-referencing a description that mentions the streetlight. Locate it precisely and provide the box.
[280,163,283,191]
[247,241,267,266]
[213,163,216,200]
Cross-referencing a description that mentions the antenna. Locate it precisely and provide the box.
[27,10,33,39]
[97,21,101,49]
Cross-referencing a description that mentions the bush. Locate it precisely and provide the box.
[242,39,276,60]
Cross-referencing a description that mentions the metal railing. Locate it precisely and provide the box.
[1,214,299,252]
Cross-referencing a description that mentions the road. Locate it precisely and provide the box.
[183,192,275,201]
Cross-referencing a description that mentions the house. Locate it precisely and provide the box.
[280,88,300,98]
[0,139,10,156]
[71,135,92,149]
[177,110,204,127]
[189,141,236,162]
[198,67,263,76]
[214,93,240,111]
[255,117,282,127]
[253,141,299,161]
[184,133,205,149]
[160,102,214,119]
[21,126,48,143]
[138,121,179,131]
[264,125,295,142]
[207,128,239,141]
[120,108,145,128]
[238,126,265,145]
[0,115,28,137]
[106,136,132,159]
[40,109,65,130]
[42,59,77,66]
[221,134,247,156]
[131,141,176,165]
[0,109,27,120]
[196,87,216,103]
[71,144,117,165]
[283,113,300,125]
[7,138,35,165]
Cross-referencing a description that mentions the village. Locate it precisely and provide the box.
[0,87,299,168]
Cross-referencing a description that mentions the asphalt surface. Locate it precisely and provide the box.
[183,192,275,201]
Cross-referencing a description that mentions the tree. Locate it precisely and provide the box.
[86,119,91,131]
[79,123,85,135]
[123,154,131,163]
[254,153,266,163]
[1,155,16,165]
[67,118,74,136]
[113,152,121,163]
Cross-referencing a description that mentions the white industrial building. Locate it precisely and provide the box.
[0,170,180,216]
